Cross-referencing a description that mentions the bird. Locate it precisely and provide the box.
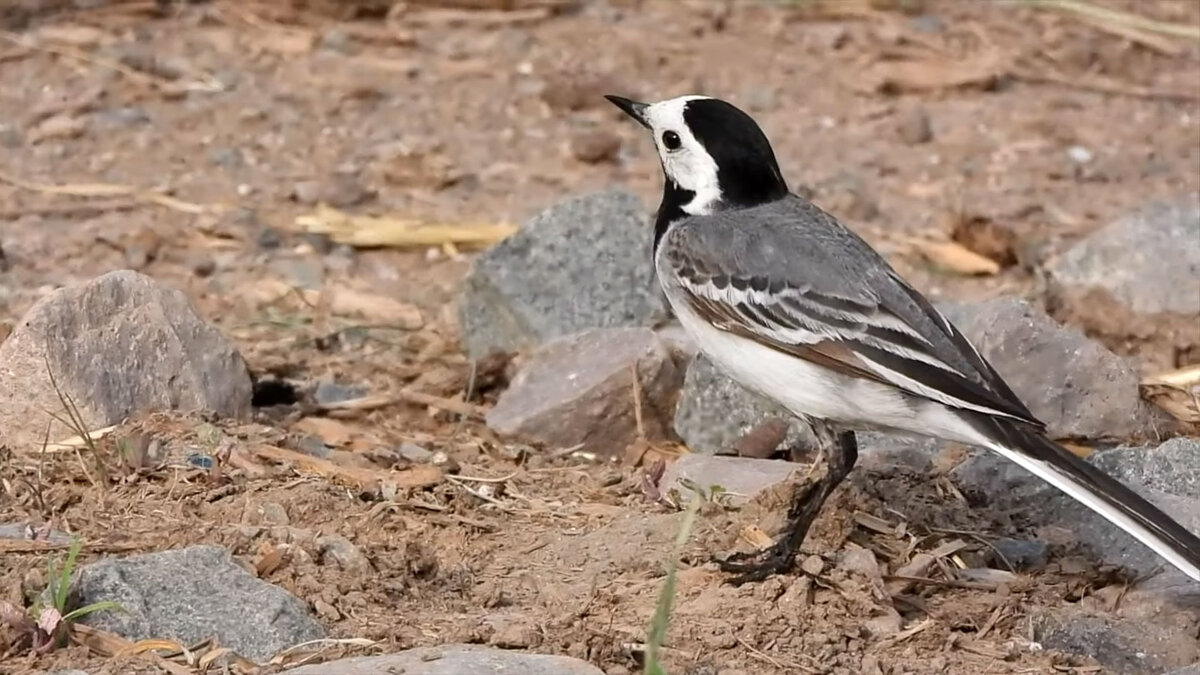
[605,93,1200,584]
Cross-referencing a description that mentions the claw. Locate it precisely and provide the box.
[715,540,798,585]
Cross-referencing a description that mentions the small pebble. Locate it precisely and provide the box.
[800,554,825,576]
[431,451,460,473]
[259,502,289,526]
[898,106,933,144]
[569,128,621,164]
[94,107,150,128]
[740,86,777,112]
[210,147,243,168]
[31,114,87,143]
[291,174,374,208]
[295,435,330,458]
[991,537,1049,570]
[397,443,434,463]
[1066,145,1094,164]
[312,598,340,621]
[313,380,367,405]
[318,534,370,575]
[191,256,216,278]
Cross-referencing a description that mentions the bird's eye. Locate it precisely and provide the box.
[662,131,682,151]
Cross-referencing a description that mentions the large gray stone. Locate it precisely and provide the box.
[487,327,682,457]
[953,438,1200,578]
[75,546,326,662]
[1047,199,1200,316]
[660,453,801,505]
[458,191,665,358]
[282,645,605,675]
[1046,198,1200,370]
[1036,612,1199,675]
[0,270,253,451]
[939,297,1169,442]
[673,354,812,455]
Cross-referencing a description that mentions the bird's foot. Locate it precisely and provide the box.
[715,538,799,585]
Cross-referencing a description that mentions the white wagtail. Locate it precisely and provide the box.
[606,93,1200,584]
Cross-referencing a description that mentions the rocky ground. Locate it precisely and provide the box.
[1,1,1199,674]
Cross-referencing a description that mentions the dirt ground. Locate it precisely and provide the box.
[1,1,1199,673]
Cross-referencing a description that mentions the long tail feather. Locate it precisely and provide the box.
[975,418,1200,581]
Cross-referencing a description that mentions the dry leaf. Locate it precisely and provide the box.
[1141,365,1200,424]
[907,238,1001,276]
[867,51,1007,94]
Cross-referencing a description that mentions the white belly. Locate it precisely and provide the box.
[662,279,988,446]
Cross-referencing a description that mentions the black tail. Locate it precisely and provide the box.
[972,416,1200,581]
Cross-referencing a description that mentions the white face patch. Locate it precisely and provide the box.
[644,95,722,216]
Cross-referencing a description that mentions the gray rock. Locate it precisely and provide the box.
[1048,200,1200,316]
[0,270,253,452]
[1164,665,1200,675]
[660,454,801,505]
[939,297,1167,441]
[75,546,325,662]
[397,442,434,463]
[953,438,1200,577]
[291,174,373,208]
[990,537,1049,571]
[1046,199,1200,370]
[487,327,682,457]
[673,354,812,455]
[312,380,366,405]
[93,107,150,128]
[209,147,243,168]
[0,522,70,543]
[1035,612,1199,675]
[458,191,665,358]
[1090,437,1200,499]
[282,645,605,675]
[897,106,933,144]
[317,534,370,575]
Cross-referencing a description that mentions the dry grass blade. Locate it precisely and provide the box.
[0,170,222,215]
[1141,365,1200,424]
[0,31,223,93]
[72,624,194,675]
[45,425,118,453]
[314,391,486,419]
[296,205,516,249]
[1006,0,1200,40]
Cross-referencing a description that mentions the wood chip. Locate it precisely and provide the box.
[853,511,897,535]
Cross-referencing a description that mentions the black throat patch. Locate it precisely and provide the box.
[653,179,693,255]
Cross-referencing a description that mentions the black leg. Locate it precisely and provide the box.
[717,424,858,585]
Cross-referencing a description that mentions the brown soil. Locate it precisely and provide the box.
[1,1,1199,674]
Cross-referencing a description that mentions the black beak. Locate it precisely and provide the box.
[605,95,650,129]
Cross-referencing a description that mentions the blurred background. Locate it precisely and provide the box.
[0,1,1198,674]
